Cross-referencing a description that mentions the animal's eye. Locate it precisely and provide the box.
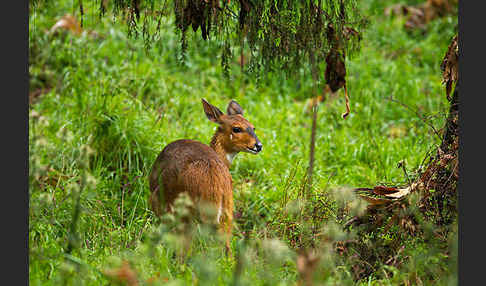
[232,127,242,133]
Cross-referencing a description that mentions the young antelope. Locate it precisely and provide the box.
[148,99,262,252]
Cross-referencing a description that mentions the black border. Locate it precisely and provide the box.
[458,0,481,285]
[7,0,29,284]
[21,0,468,285]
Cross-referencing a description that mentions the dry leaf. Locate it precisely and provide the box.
[384,4,409,16]
[237,53,248,67]
[146,272,169,284]
[343,27,361,41]
[325,49,346,93]
[50,14,82,35]
[358,195,392,206]
[353,182,424,209]
[388,125,407,138]
[371,186,400,196]
[404,7,426,30]
[29,88,51,105]
[385,0,457,30]
[297,250,320,286]
[441,35,458,100]
[305,85,332,112]
[325,24,350,119]
[103,261,139,286]
[324,24,346,93]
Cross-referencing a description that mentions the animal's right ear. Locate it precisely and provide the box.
[202,98,224,124]
[227,100,244,116]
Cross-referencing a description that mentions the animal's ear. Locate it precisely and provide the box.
[202,98,224,124]
[227,100,244,116]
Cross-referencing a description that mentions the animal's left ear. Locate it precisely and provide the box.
[202,98,224,124]
[227,100,244,116]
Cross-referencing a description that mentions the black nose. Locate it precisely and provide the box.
[255,142,262,152]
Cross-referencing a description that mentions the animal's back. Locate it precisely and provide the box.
[149,139,233,217]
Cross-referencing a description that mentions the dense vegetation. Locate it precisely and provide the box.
[29,0,457,285]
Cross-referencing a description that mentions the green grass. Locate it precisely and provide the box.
[29,0,457,285]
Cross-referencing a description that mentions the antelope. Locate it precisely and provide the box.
[148,98,262,253]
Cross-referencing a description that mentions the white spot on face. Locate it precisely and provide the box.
[226,153,237,164]
[230,134,233,140]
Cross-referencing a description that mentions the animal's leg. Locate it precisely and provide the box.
[149,185,162,217]
[220,193,234,256]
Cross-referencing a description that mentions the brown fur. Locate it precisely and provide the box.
[148,99,262,253]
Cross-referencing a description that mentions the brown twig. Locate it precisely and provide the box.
[306,48,321,199]
[342,84,350,119]
[386,95,442,140]
[79,0,84,28]
[306,103,319,199]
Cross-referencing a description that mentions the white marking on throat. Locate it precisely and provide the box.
[226,152,237,164]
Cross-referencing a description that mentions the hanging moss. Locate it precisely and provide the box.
[32,0,366,80]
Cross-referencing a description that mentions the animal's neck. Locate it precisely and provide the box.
[210,130,237,168]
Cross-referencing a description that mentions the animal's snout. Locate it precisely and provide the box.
[255,141,263,152]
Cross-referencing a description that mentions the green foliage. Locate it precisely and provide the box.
[29,0,457,285]
[33,0,367,80]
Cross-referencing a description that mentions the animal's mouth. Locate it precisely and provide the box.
[246,146,260,154]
